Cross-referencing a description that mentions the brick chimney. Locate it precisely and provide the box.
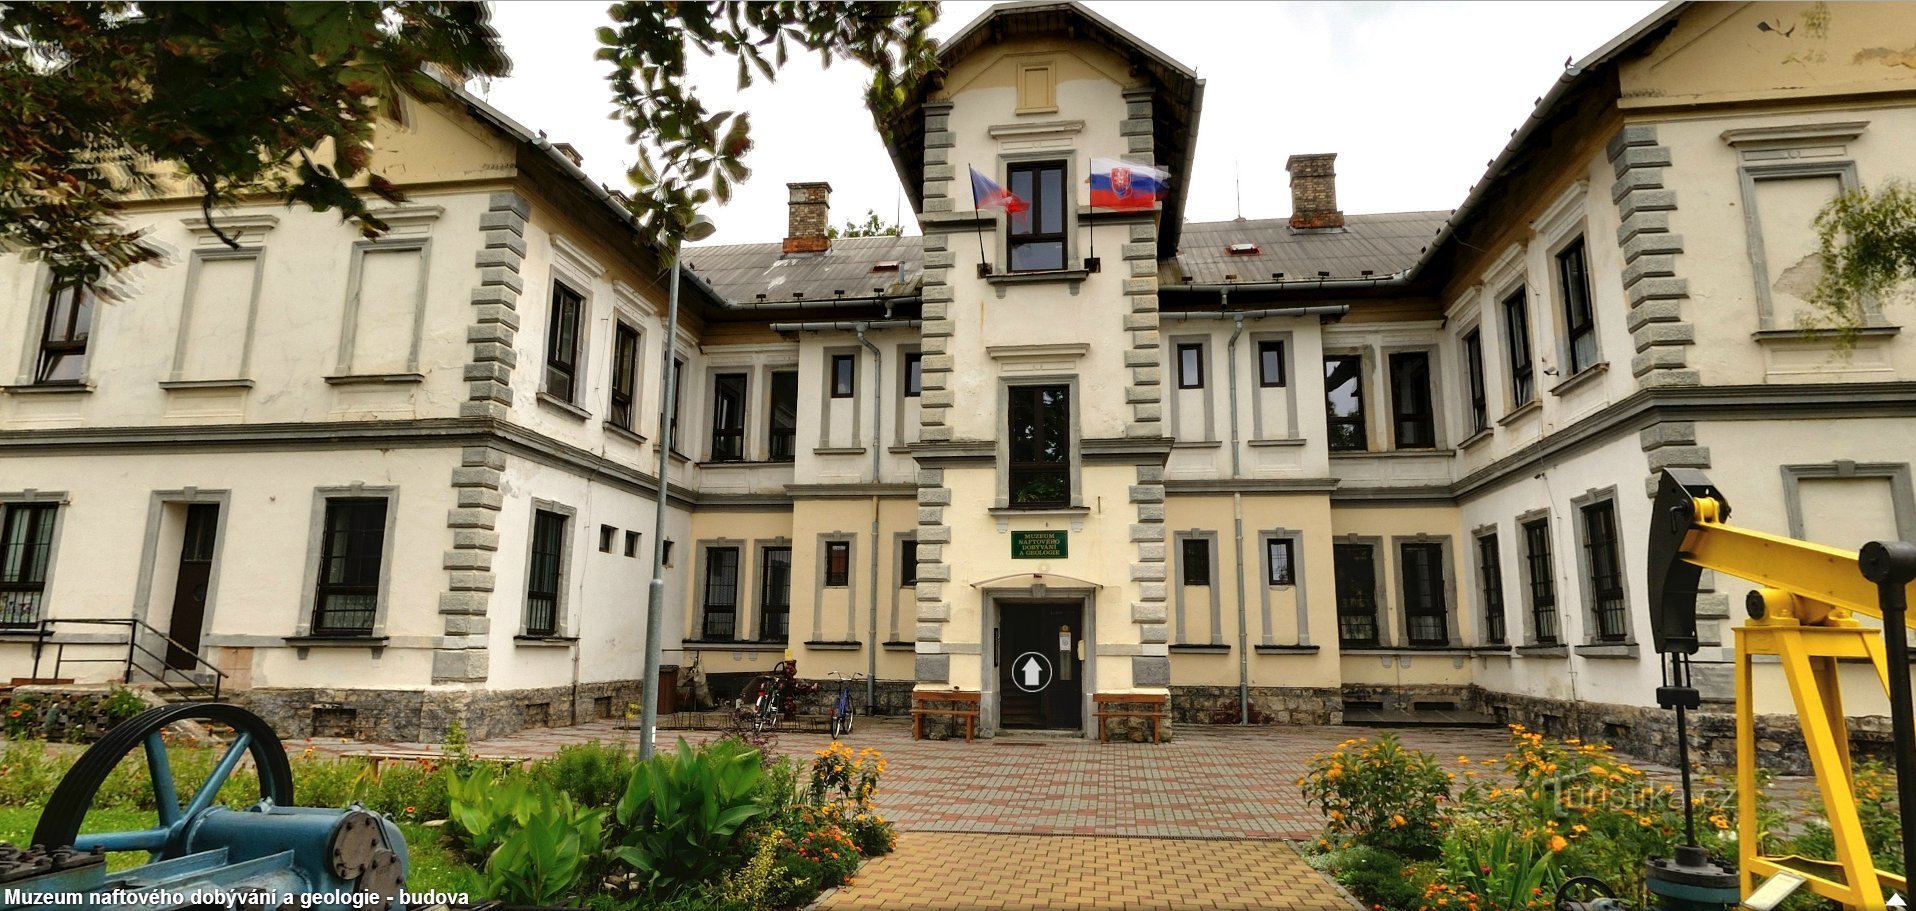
[783,182,832,254]
[1286,153,1344,230]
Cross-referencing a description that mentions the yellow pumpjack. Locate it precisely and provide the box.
[1647,468,1916,911]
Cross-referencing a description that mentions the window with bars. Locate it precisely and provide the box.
[1258,340,1287,387]
[525,510,566,637]
[1177,344,1205,389]
[1582,501,1628,642]
[1557,238,1598,375]
[0,503,57,628]
[1007,161,1067,272]
[610,323,640,430]
[1007,384,1071,507]
[1503,288,1535,407]
[544,281,585,402]
[1522,518,1559,645]
[1267,538,1295,586]
[710,373,747,461]
[701,546,740,639]
[312,499,387,636]
[900,539,919,586]
[825,540,851,587]
[1323,355,1367,452]
[831,354,856,398]
[37,283,93,384]
[1478,533,1507,645]
[1332,543,1379,647]
[1181,538,1211,586]
[768,370,798,462]
[1463,329,1488,434]
[760,547,792,641]
[1400,542,1449,646]
[1389,352,1436,449]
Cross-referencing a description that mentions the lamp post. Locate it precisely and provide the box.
[639,213,716,761]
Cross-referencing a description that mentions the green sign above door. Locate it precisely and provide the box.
[1010,530,1067,559]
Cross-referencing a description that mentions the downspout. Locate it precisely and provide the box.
[855,326,884,714]
[1225,297,1251,725]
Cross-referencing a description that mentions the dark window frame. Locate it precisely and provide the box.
[1400,542,1450,646]
[1522,518,1560,645]
[598,524,616,554]
[544,280,585,403]
[1181,537,1212,586]
[709,372,748,462]
[759,546,792,641]
[524,509,566,637]
[1463,329,1488,434]
[830,354,856,398]
[0,503,58,628]
[824,540,851,587]
[900,539,919,587]
[1332,543,1380,647]
[1557,237,1598,375]
[609,322,641,430]
[1478,533,1507,645]
[36,282,94,385]
[668,358,684,444]
[1006,383,1072,507]
[312,498,388,637]
[1258,340,1287,388]
[1389,351,1437,450]
[1324,354,1367,452]
[1006,160,1068,273]
[701,546,740,640]
[903,352,923,398]
[624,530,640,558]
[768,370,799,462]
[1502,288,1535,407]
[1177,343,1205,389]
[1267,537,1296,586]
[1582,501,1629,643]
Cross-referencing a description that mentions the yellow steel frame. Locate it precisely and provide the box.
[1680,496,1913,910]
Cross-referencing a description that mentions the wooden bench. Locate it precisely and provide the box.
[910,690,981,741]
[1094,693,1169,743]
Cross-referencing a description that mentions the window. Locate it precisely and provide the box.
[1463,330,1488,434]
[1181,538,1211,586]
[624,530,640,558]
[598,524,616,554]
[1177,344,1205,389]
[1557,238,1598,375]
[1007,384,1071,507]
[904,353,923,398]
[760,547,792,641]
[831,354,856,398]
[1478,534,1507,645]
[900,539,919,586]
[1582,501,1628,642]
[1007,161,1067,272]
[662,539,675,566]
[610,323,640,430]
[525,510,566,637]
[312,499,387,636]
[1522,519,1559,645]
[1502,289,1534,407]
[0,503,57,628]
[1389,352,1436,449]
[1332,543,1379,647]
[701,546,739,639]
[825,540,851,587]
[545,281,585,402]
[36,283,94,384]
[768,370,798,462]
[1258,340,1286,387]
[1400,542,1448,646]
[710,373,747,461]
[668,358,684,443]
[1267,538,1295,586]
[1324,355,1367,452]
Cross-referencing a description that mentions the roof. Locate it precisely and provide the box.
[684,235,924,305]
[1172,213,1449,285]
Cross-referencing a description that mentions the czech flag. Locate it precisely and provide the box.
[970,166,1029,214]
[1089,157,1168,210]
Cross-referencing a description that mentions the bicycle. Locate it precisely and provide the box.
[742,674,784,736]
[826,670,864,739]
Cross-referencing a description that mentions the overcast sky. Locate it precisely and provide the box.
[481,1,1665,248]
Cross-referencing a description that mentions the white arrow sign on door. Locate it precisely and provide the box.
[1011,651,1053,693]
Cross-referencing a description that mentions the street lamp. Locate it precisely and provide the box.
[639,212,716,761]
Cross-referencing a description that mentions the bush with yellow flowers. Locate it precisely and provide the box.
[1299,733,1452,858]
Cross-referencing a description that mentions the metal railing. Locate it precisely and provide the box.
[23,617,227,701]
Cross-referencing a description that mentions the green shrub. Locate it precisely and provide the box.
[448,767,534,862]
[530,741,637,809]
[100,689,148,726]
[1308,844,1428,911]
[1786,759,1903,875]
[482,783,606,907]
[1426,819,1563,911]
[1299,734,1450,857]
[613,738,768,899]
[763,817,861,909]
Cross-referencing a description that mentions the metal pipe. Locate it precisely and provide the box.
[854,326,885,713]
[1161,304,1352,320]
[1859,540,1916,885]
[1225,302,1250,725]
[729,293,923,311]
[638,245,686,761]
[770,319,925,333]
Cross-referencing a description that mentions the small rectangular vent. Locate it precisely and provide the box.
[1226,243,1260,255]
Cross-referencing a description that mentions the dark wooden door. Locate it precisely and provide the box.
[165,504,219,670]
[996,602,1082,729]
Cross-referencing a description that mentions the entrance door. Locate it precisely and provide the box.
[165,504,219,670]
[997,602,1083,729]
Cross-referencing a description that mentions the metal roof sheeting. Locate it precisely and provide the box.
[1172,212,1449,284]
[684,235,924,304]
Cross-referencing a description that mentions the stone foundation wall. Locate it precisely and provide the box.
[241,679,645,743]
[1170,685,1342,725]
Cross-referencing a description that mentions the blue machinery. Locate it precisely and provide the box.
[0,703,408,911]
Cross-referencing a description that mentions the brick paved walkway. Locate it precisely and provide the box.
[814,832,1357,911]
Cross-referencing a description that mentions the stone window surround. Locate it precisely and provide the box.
[1477,243,1537,417]
[1333,533,1391,648]
[817,345,865,450]
[294,485,401,638]
[1513,507,1562,648]
[994,150,1080,274]
[1567,486,1635,648]
[754,537,793,644]
[1166,334,1217,443]
[129,489,233,650]
[541,236,604,409]
[335,237,433,380]
[1527,181,1598,386]
[1248,331,1300,441]
[1257,528,1311,647]
[0,490,70,628]
[13,268,101,391]
[520,498,578,639]
[993,373,1085,510]
[812,532,859,642]
[1471,523,1506,647]
[1735,160,1862,330]
[169,247,269,386]
[1780,461,1916,542]
[1392,534,1459,647]
[1451,305,1489,442]
[891,342,923,450]
[1171,530,1223,646]
[703,364,753,463]
[888,531,917,644]
[1321,345,1373,454]
[605,282,650,437]
[1381,343,1443,451]
[691,538,747,642]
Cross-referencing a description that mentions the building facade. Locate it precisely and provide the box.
[4,1,1914,760]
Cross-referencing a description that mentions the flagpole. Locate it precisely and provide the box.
[969,165,989,277]
[1086,156,1095,271]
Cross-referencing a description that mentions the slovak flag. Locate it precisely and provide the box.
[1089,157,1169,210]
[970,166,1029,214]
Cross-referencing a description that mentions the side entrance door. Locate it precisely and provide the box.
[165,504,219,670]
[997,602,1083,730]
